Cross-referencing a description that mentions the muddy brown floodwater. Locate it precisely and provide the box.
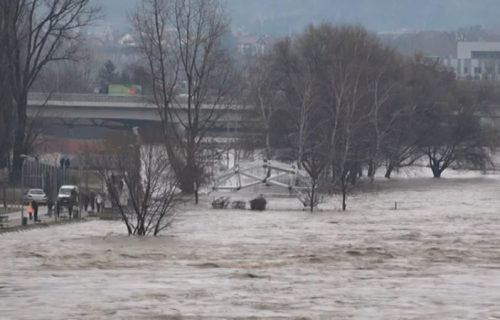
[2,172,500,319]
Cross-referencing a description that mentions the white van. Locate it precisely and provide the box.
[56,185,79,215]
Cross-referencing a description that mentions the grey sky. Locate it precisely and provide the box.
[96,0,500,34]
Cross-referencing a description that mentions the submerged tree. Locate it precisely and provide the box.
[87,133,179,236]
[419,79,498,177]
[257,24,426,210]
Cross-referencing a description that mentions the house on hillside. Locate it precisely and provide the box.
[236,34,274,56]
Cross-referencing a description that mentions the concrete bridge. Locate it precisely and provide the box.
[27,93,253,139]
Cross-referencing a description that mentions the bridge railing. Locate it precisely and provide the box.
[28,92,250,111]
[28,92,151,104]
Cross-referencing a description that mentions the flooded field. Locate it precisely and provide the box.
[2,172,500,319]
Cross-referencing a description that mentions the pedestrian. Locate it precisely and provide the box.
[96,193,103,213]
[32,200,39,222]
[48,198,54,214]
[27,202,33,220]
[83,192,89,212]
[89,190,96,212]
[69,188,77,218]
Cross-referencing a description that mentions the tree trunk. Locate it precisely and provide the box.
[179,161,196,194]
[0,149,9,169]
[431,166,442,178]
[367,160,376,178]
[0,109,12,169]
[12,148,24,183]
[309,182,316,213]
[12,95,28,182]
[429,156,443,178]
[349,168,357,185]
[265,124,271,160]
[342,187,347,211]
[194,180,199,205]
[2,185,6,210]
[385,162,395,179]
[341,174,348,211]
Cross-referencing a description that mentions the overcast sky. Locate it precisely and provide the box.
[96,0,500,34]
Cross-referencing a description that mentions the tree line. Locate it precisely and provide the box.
[1,0,499,223]
[244,24,499,211]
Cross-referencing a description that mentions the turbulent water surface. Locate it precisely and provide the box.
[2,171,500,319]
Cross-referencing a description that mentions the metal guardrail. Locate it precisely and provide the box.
[28,92,152,104]
[27,92,248,110]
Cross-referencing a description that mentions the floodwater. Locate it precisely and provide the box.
[2,171,500,319]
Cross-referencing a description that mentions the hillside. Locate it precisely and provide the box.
[227,0,500,34]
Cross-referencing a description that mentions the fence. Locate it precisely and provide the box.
[0,158,104,209]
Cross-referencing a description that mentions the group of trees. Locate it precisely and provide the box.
[82,0,236,235]
[2,0,499,233]
[244,24,499,211]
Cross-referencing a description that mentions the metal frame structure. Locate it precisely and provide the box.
[212,160,312,205]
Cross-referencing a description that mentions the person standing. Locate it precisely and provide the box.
[68,188,77,218]
[83,192,89,212]
[89,190,96,212]
[28,202,33,220]
[32,200,39,222]
[96,193,103,213]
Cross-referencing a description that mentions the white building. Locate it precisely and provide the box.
[442,41,500,80]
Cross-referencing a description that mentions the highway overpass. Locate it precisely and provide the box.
[27,93,254,139]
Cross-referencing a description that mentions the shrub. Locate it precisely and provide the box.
[250,196,267,211]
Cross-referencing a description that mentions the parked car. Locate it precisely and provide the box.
[23,189,48,205]
[55,185,80,217]
[57,185,79,207]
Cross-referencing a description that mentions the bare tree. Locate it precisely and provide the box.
[364,50,405,179]
[33,60,95,93]
[380,56,431,178]
[86,134,179,236]
[244,53,283,159]
[420,80,497,177]
[300,133,330,212]
[318,25,381,211]
[272,37,320,168]
[4,0,99,182]
[132,0,235,203]
[0,1,17,169]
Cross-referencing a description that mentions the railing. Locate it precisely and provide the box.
[28,92,248,110]
[28,92,151,104]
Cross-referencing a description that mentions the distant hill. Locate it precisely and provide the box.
[227,0,500,34]
[97,0,500,34]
